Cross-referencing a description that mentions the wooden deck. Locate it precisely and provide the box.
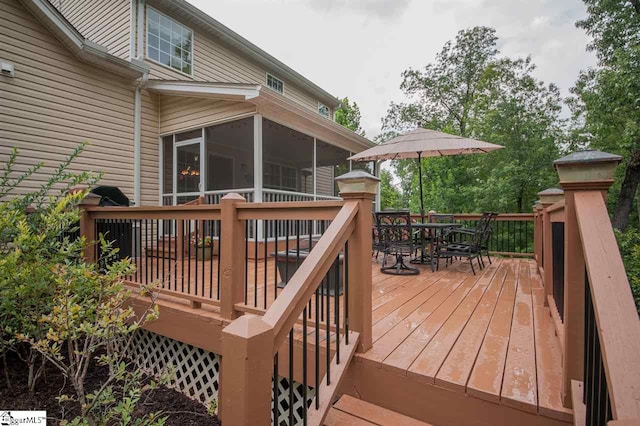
[357,257,570,423]
[133,255,570,424]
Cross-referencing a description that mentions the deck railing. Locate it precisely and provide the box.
[79,175,376,426]
[411,212,534,256]
[532,152,640,426]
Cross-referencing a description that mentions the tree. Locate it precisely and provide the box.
[382,26,562,213]
[335,97,365,136]
[379,169,404,210]
[569,1,640,230]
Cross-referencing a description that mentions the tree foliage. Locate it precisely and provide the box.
[382,27,562,214]
[569,0,640,230]
[335,97,365,136]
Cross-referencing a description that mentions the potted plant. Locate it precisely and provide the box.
[194,236,214,260]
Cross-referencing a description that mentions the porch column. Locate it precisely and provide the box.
[254,114,263,240]
[335,170,380,352]
[553,150,622,408]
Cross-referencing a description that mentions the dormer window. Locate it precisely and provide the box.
[266,73,284,94]
[146,7,193,75]
[318,103,330,118]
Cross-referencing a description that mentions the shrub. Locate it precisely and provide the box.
[0,145,165,425]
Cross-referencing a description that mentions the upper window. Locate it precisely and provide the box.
[266,73,284,94]
[146,7,193,75]
[318,103,330,118]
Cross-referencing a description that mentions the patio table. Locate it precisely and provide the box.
[410,222,462,272]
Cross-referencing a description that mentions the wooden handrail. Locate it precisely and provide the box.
[575,191,640,420]
[262,201,358,349]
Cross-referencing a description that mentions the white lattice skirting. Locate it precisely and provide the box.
[126,329,220,408]
[127,329,315,425]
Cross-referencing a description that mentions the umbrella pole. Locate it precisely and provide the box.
[417,152,425,223]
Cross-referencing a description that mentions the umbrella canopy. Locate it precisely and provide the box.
[348,128,503,161]
[349,128,503,223]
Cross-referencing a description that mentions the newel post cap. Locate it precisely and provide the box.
[533,200,542,211]
[335,170,380,196]
[537,187,564,205]
[553,150,622,190]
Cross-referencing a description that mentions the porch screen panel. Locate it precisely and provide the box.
[316,139,350,197]
[205,117,254,191]
[162,136,173,194]
[262,119,314,194]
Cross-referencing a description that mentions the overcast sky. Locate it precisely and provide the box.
[188,0,597,139]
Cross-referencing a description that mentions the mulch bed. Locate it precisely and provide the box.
[0,351,220,425]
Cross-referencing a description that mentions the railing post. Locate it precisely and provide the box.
[532,200,543,272]
[219,314,273,425]
[219,193,247,320]
[335,170,380,353]
[553,150,622,408]
[72,186,100,263]
[538,188,564,307]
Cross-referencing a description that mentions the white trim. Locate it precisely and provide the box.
[20,0,148,79]
[266,72,284,94]
[254,114,263,239]
[129,0,136,60]
[147,80,260,100]
[145,5,194,76]
[136,0,145,60]
[313,138,317,200]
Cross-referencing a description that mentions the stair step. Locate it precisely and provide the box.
[325,395,431,426]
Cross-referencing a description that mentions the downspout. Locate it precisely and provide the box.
[132,0,146,206]
[133,73,148,206]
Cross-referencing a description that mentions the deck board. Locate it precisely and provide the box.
[501,261,538,412]
[433,260,508,391]
[466,259,519,402]
[137,254,565,421]
[407,259,502,383]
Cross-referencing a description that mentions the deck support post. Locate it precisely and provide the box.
[219,314,273,425]
[219,193,247,321]
[553,150,621,408]
[336,171,380,353]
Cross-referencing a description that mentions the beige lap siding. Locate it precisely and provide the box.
[159,95,256,135]
[0,0,157,205]
[146,1,322,114]
[50,0,132,60]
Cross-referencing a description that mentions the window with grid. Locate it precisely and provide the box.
[318,103,330,118]
[266,73,284,94]
[147,7,193,75]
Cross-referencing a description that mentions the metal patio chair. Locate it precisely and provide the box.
[375,211,419,275]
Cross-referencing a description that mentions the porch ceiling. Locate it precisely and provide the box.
[146,80,375,154]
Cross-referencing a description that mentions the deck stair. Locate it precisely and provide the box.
[325,395,431,426]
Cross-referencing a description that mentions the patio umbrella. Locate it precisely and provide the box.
[348,128,503,221]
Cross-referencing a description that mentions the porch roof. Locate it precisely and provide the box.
[147,80,375,154]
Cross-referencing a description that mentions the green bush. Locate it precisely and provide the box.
[0,145,165,425]
[614,227,640,314]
